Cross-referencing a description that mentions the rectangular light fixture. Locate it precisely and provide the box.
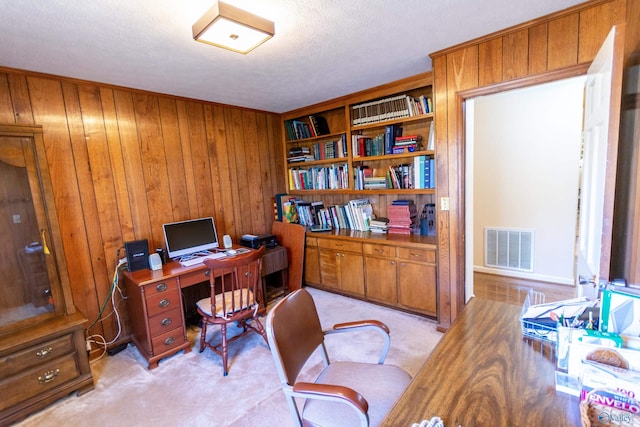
[192,1,275,54]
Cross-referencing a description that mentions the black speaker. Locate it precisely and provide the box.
[125,239,150,272]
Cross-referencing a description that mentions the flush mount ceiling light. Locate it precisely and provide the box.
[192,1,275,54]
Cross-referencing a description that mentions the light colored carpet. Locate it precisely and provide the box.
[15,287,442,427]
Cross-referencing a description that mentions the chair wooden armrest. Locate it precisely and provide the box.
[332,320,390,334]
[292,382,369,414]
[324,320,391,364]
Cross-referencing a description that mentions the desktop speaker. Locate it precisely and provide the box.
[223,234,233,249]
[149,253,163,271]
[125,239,149,272]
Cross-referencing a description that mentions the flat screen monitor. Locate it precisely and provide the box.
[162,217,219,259]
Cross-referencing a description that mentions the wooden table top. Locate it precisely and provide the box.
[381,297,581,427]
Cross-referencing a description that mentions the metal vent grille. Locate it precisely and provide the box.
[484,228,534,272]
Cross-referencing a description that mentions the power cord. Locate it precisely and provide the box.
[85,255,128,360]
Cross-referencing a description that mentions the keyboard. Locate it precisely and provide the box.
[179,252,227,267]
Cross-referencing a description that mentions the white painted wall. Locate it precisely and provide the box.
[471,76,586,286]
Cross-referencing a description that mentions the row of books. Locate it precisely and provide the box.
[351,124,433,158]
[387,199,420,235]
[285,115,330,141]
[351,94,432,126]
[288,164,350,190]
[353,156,435,190]
[310,199,375,231]
[287,135,348,163]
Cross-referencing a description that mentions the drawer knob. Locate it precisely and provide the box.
[36,347,53,358]
[156,283,167,292]
[38,369,60,384]
[161,317,173,327]
[158,298,170,308]
[391,261,396,265]
[164,336,176,346]
[204,269,211,277]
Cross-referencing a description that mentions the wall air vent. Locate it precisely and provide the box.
[484,227,534,272]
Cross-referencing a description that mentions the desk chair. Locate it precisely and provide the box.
[266,289,411,427]
[196,246,267,376]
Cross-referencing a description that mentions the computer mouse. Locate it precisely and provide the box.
[227,249,237,255]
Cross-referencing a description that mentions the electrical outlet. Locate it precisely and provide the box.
[12,214,21,224]
[440,197,450,211]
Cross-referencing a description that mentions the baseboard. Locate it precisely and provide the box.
[473,266,573,286]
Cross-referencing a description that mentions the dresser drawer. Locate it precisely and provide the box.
[363,243,395,258]
[397,247,436,263]
[145,289,181,317]
[148,308,183,337]
[0,335,74,380]
[143,278,178,297]
[305,236,318,247]
[151,328,186,355]
[318,239,362,253]
[178,269,210,288]
[0,354,80,412]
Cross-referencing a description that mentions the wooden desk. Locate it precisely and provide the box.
[121,247,287,369]
[381,298,581,427]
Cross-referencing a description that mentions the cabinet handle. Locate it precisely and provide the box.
[335,253,339,257]
[401,262,406,267]
[158,298,170,308]
[161,317,173,327]
[391,261,396,265]
[38,369,60,384]
[410,252,421,257]
[374,248,384,253]
[164,337,175,346]
[156,283,167,292]
[335,243,344,247]
[36,347,54,358]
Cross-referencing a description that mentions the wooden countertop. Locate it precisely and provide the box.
[381,297,581,427]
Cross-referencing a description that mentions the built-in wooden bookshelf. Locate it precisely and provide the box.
[280,73,438,318]
[282,73,435,197]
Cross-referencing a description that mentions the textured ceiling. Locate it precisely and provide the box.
[0,0,586,113]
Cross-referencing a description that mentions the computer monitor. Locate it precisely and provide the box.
[162,217,219,259]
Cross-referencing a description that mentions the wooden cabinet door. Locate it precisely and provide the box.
[398,261,437,315]
[319,249,339,290]
[304,245,321,285]
[365,256,397,303]
[339,252,364,296]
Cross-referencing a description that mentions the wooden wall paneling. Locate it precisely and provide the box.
[446,46,478,324]
[255,112,278,232]
[7,74,35,126]
[113,89,153,242]
[183,101,215,225]
[78,83,128,341]
[132,93,174,250]
[99,88,135,242]
[579,0,626,63]
[209,104,235,237]
[227,108,250,237]
[174,100,198,219]
[202,104,226,241]
[433,54,451,329]
[503,29,529,80]
[27,77,95,319]
[158,97,190,225]
[478,38,503,87]
[547,14,580,70]
[241,109,267,235]
[0,74,15,124]
[62,82,113,339]
[528,23,549,74]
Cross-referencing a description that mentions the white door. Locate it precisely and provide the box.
[576,25,625,299]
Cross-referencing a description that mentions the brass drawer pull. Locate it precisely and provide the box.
[36,347,53,358]
[410,252,421,257]
[38,369,60,384]
[161,317,172,327]
[164,337,175,346]
[156,283,167,292]
[374,248,385,253]
[158,298,170,308]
